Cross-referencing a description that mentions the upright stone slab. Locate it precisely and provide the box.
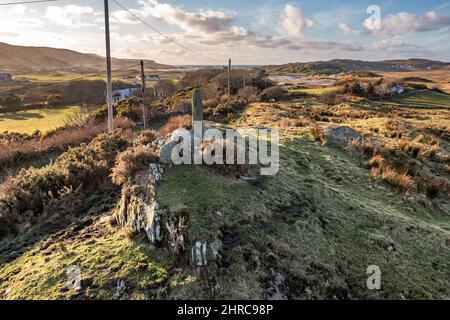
[192,88,203,124]
[192,89,203,164]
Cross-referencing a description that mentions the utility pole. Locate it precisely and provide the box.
[140,60,147,130]
[104,0,113,133]
[228,58,231,100]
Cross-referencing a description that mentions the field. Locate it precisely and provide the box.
[384,90,450,108]
[289,86,339,95]
[0,106,80,134]
[379,67,450,94]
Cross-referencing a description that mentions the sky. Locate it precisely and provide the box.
[0,0,450,65]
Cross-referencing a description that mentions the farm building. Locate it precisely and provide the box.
[112,88,135,104]
[0,73,12,82]
[390,85,405,95]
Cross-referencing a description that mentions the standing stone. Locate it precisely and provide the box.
[192,88,203,125]
[192,89,203,163]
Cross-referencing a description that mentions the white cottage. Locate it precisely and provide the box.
[112,88,135,103]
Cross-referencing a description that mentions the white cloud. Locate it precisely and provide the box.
[365,11,450,36]
[279,4,314,37]
[110,10,140,25]
[44,5,97,28]
[10,4,26,15]
[136,0,234,34]
[339,23,359,35]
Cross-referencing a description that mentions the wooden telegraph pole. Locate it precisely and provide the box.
[104,0,113,133]
[140,60,147,130]
[228,58,231,100]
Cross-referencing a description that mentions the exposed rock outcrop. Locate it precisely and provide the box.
[324,126,363,145]
[114,164,165,244]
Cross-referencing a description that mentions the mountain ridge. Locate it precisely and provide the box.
[0,42,173,73]
[264,58,450,75]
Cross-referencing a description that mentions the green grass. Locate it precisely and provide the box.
[384,90,450,108]
[0,106,79,134]
[0,227,169,300]
[156,128,450,299]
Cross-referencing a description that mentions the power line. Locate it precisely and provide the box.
[0,63,140,94]
[0,0,58,6]
[111,0,223,64]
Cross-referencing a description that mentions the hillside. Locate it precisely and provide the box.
[265,59,450,76]
[0,42,172,73]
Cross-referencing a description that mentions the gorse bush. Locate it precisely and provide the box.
[260,86,288,102]
[157,115,192,137]
[111,145,159,186]
[0,119,133,172]
[92,97,141,123]
[133,129,157,147]
[0,130,129,238]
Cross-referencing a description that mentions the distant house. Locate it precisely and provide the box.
[136,75,160,82]
[112,88,135,104]
[0,73,12,83]
[390,85,405,95]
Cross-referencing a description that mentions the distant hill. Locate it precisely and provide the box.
[0,42,173,73]
[264,59,450,76]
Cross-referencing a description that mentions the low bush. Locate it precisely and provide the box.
[157,115,192,137]
[111,145,159,186]
[133,129,157,146]
[319,90,342,105]
[238,86,260,103]
[0,130,129,238]
[0,119,133,172]
[260,86,288,102]
[92,97,141,123]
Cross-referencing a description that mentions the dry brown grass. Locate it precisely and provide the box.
[419,177,447,199]
[381,166,414,192]
[279,117,310,128]
[368,154,385,168]
[309,123,325,143]
[157,115,192,137]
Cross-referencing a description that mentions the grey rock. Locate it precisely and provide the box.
[324,126,363,144]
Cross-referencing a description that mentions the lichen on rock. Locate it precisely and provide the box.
[114,164,166,244]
